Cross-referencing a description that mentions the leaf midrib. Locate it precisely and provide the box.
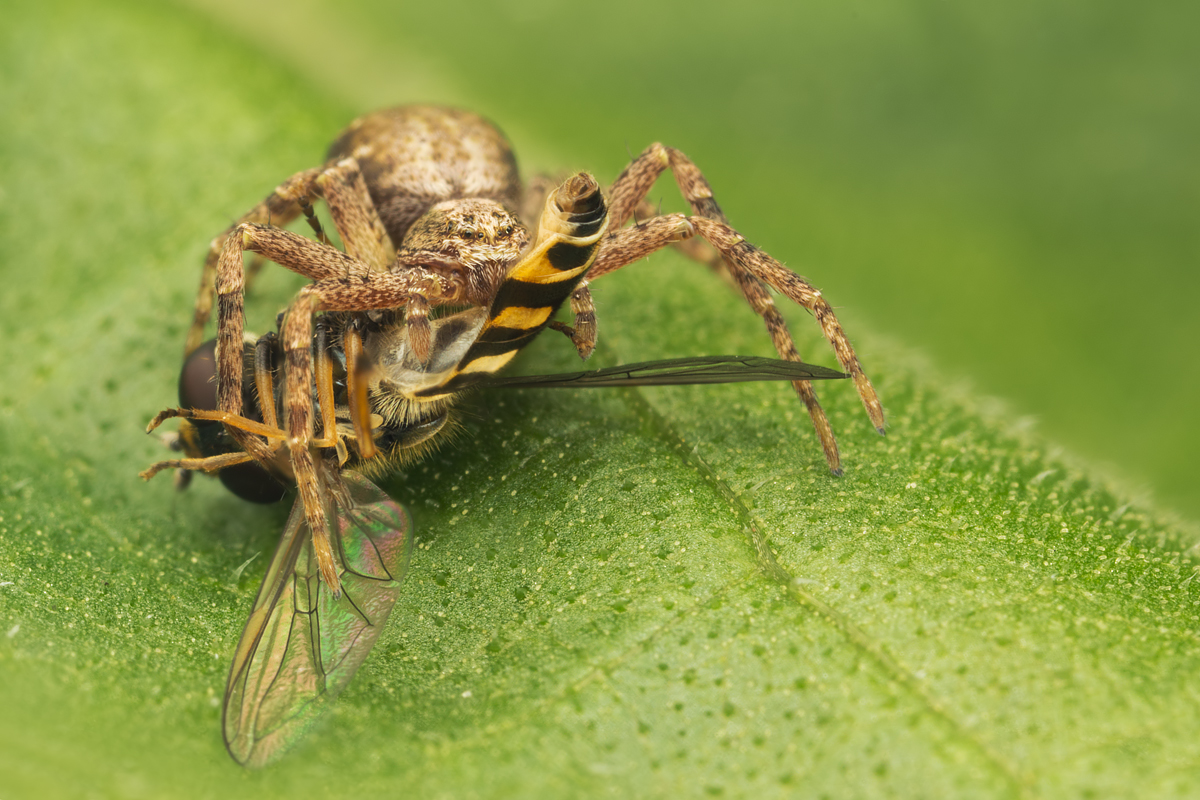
[615,376,1032,797]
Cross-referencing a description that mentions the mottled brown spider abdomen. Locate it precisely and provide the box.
[326,106,522,246]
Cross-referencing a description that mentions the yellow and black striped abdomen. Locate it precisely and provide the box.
[419,173,607,396]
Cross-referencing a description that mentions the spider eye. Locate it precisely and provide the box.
[461,229,476,240]
[501,225,513,236]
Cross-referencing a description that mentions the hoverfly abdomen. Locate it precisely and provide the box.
[432,174,609,396]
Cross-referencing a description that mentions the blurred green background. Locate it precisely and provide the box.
[183,0,1199,520]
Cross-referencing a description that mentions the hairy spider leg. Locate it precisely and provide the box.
[188,167,322,357]
[580,143,884,475]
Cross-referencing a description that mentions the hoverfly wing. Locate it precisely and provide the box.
[222,496,308,766]
[472,355,848,390]
[222,472,413,767]
[317,473,414,687]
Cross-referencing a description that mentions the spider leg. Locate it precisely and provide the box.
[187,168,323,357]
[314,158,395,270]
[213,221,463,426]
[277,289,341,592]
[593,144,884,475]
[165,155,459,525]
[275,269,461,593]
[220,157,407,461]
[212,224,364,464]
[187,156,398,357]
[631,197,736,286]
[691,215,885,436]
[564,282,597,358]
[594,214,847,472]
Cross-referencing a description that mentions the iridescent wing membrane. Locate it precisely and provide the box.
[222,471,413,767]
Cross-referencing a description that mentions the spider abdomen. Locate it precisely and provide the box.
[326,105,522,246]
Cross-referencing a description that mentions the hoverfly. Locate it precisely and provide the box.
[142,106,883,766]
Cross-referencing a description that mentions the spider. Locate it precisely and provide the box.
[145,105,884,597]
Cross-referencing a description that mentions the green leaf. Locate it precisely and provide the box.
[1,1,1197,799]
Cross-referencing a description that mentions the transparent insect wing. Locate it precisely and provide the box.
[474,355,849,390]
[222,472,413,767]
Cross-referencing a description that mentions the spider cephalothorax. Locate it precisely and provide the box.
[394,197,530,319]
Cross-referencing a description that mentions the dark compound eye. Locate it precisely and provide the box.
[177,339,288,505]
[219,463,288,504]
[179,339,219,410]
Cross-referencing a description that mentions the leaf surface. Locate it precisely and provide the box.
[0,2,1197,799]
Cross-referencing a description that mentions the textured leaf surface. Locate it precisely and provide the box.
[1,2,1197,799]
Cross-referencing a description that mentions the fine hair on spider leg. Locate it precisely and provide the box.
[575,141,885,474]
